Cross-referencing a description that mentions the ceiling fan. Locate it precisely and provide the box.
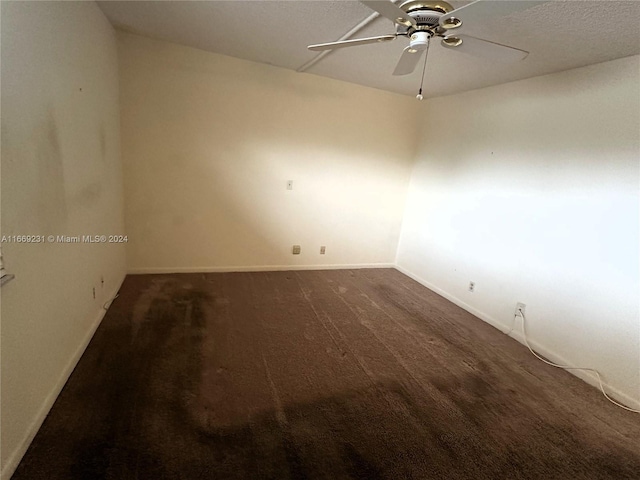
[307,0,545,97]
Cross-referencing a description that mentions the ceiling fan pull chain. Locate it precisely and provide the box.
[416,37,430,101]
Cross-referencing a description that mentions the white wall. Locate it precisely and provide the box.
[397,55,640,407]
[0,3,126,478]
[118,33,418,273]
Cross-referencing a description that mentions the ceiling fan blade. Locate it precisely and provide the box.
[440,1,547,32]
[441,34,529,61]
[393,46,424,76]
[360,0,417,28]
[308,34,396,51]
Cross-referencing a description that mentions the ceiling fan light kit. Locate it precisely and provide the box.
[307,0,546,99]
[409,31,430,51]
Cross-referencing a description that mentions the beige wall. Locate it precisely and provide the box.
[397,56,640,408]
[3,7,637,476]
[0,2,126,478]
[118,33,418,273]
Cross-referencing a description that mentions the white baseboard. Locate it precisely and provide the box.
[394,265,640,412]
[0,274,126,480]
[128,263,395,275]
[3,263,636,480]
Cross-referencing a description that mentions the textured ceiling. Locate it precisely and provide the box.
[98,0,640,98]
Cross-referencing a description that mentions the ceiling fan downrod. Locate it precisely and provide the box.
[416,33,431,100]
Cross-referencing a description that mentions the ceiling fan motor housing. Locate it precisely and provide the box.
[408,11,442,27]
[397,1,456,37]
[401,0,453,15]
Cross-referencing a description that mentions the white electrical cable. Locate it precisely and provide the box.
[513,308,640,414]
[103,293,119,310]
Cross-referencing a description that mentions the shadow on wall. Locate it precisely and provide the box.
[120,33,416,270]
[125,140,408,269]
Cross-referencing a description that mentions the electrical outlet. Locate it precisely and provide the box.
[286,180,293,190]
[468,281,475,293]
[292,245,301,255]
[320,246,326,255]
[515,302,526,317]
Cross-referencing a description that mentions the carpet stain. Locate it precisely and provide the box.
[12,270,640,479]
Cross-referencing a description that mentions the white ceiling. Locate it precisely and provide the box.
[97,0,640,98]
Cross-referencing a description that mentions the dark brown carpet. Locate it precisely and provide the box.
[12,269,640,479]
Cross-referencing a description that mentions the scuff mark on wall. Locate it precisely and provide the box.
[70,182,103,207]
[99,124,107,163]
[36,107,68,231]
